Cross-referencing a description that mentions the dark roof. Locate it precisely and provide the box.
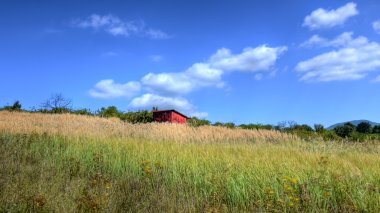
[152,109,189,119]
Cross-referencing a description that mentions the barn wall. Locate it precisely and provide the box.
[171,112,187,123]
[153,111,172,122]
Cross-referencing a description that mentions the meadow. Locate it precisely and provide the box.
[0,111,379,212]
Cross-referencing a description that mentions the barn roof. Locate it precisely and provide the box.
[153,109,189,119]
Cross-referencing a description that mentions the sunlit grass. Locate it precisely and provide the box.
[0,111,379,212]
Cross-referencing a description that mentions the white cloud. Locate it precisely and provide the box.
[89,79,141,99]
[129,93,207,118]
[296,32,380,81]
[303,2,358,30]
[209,46,287,72]
[373,20,380,34]
[301,32,360,48]
[90,45,287,117]
[141,46,286,96]
[72,14,169,39]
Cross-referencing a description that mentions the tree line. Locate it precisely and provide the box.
[2,94,380,141]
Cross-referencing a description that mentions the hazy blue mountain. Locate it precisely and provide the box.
[327,120,380,130]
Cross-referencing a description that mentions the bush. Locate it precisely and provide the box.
[373,125,380,134]
[314,124,325,134]
[322,130,341,141]
[334,124,355,138]
[187,117,210,127]
[120,110,153,123]
[73,109,93,116]
[356,122,372,134]
[1,101,22,111]
[96,106,121,118]
[239,124,273,130]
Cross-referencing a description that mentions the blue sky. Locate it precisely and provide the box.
[1,0,380,126]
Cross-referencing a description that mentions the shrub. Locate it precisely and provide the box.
[96,106,121,118]
[187,117,210,127]
[373,125,380,134]
[356,122,372,134]
[2,101,22,111]
[314,124,325,134]
[322,130,341,141]
[73,109,93,116]
[120,110,153,123]
[334,124,355,138]
[239,124,273,130]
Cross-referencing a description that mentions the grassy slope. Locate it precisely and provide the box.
[0,112,380,212]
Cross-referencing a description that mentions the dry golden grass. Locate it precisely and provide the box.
[1,111,380,212]
[0,111,296,143]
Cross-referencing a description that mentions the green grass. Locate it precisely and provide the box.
[1,131,380,212]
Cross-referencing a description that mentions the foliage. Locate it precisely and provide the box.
[120,110,153,123]
[373,125,380,134]
[321,130,341,141]
[1,101,22,111]
[356,122,372,134]
[239,123,273,130]
[187,117,210,127]
[73,109,93,116]
[334,123,355,138]
[314,124,325,134]
[212,122,235,128]
[96,106,121,118]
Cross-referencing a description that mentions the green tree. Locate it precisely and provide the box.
[224,122,235,129]
[2,101,22,111]
[213,122,224,127]
[73,109,93,116]
[334,124,355,138]
[356,122,372,134]
[120,110,153,123]
[372,125,380,134]
[187,117,211,127]
[314,124,325,134]
[96,106,121,118]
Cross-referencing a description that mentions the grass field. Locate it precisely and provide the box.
[1,111,380,212]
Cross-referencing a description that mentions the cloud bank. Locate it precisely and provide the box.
[89,45,287,117]
[297,32,380,81]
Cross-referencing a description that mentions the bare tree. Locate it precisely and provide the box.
[41,93,72,112]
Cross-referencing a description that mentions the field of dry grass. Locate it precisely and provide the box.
[0,111,296,143]
[1,111,380,212]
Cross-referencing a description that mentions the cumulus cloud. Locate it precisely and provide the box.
[90,45,287,117]
[296,32,380,81]
[89,79,141,98]
[141,46,286,96]
[303,2,358,30]
[373,20,380,34]
[129,93,207,118]
[141,63,224,96]
[72,14,169,39]
[209,46,287,72]
[301,32,358,48]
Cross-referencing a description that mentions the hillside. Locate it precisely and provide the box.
[1,112,380,212]
[327,120,379,130]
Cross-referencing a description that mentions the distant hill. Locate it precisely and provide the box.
[327,120,380,130]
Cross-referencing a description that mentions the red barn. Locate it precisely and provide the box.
[152,109,189,123]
